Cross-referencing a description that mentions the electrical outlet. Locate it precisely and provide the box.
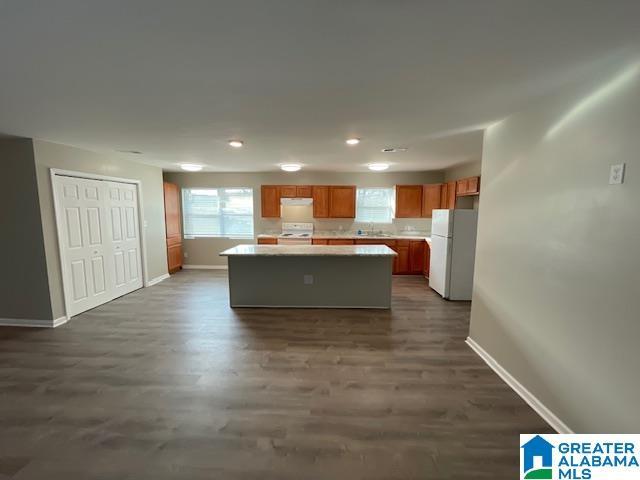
[303,274,313,285]
[183,252,189,258]
[609,163,625,184]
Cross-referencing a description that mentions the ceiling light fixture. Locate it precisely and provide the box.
[180,163,203,172]
[228,140,244,148]
[368,163,389,171]
[280,163,302,172]
[346,138,360,145]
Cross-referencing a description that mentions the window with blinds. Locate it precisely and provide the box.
[355,188,395,224]
[182,188,254,238]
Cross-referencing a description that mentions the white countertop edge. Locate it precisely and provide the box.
[220,244,398,257]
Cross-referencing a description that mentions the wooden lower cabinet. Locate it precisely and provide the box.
[167,243,183,272]
[423,241,431,278]
[312,238,329,245]
[257,237,278,245]
[395,241,411,274]
[409,240,424,274]
[327,239,355,245]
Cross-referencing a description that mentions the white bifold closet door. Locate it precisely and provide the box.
[55,175,143,317]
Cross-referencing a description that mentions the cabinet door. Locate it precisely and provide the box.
[329,186,356,218]
[296,185,312,198]
[261,185,281,217]
[163,182,181,239]
[440,183,448,209]
[257,237,278,245]
[167,244,182,273]
[456,179,468,195]
[466,176,480,195]
[423,241,430,278]
[409,240,424,274]
[312,186,330,218]
[396,185,423,218]
[395,245,410,274]
[327,239,355,245]
[164,181,182,273]
[446,181,457,209]
[279,185,297,198]
[421,184,442,218]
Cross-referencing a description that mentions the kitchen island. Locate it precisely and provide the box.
[219,244,397,309]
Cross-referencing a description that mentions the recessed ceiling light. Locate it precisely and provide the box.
[280,164,302,172]
[368,163,389,171]
[346,138,360,145]
[381,147,408,153]
[180,163,203,172]
[228,140,244,148]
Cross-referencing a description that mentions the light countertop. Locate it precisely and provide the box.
[257,232,431,242]
[220,244,397,257]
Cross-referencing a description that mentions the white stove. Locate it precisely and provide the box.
[278,222,314,245]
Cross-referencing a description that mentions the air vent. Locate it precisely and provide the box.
[118,150,143,155]
[381,147,408,153]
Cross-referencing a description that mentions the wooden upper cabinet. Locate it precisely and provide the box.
[396,185,423,218]
[163,182,181,239]
[456,176,480,196]
[466,176,480,195]
[328,186,356,218]
[421,184,442,218]
[279,185,297,198]
[261,185,281,217]
[445,181,457,209]
[312,186,330,218]
[296,185,312,198]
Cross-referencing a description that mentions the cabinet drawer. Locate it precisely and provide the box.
[257,237,278,245]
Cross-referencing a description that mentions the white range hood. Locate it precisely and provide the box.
[280,197,313,206]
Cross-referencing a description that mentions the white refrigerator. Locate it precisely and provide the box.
[429,209,478,300]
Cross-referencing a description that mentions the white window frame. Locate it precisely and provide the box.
[182,187,254,239]
[355,187,395,224]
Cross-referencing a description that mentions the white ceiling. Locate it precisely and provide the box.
[1,0,639,172]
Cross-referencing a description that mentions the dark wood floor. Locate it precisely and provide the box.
[0,271,551,479]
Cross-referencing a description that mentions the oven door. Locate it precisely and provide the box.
[277,237,312,245]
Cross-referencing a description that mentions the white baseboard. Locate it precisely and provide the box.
[182,264,228,270]
[0,316,69,328]
[146,273,170,287]
[466,337,573,434]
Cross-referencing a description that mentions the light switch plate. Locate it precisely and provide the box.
[303,274,314,285]
[609,163,625,184]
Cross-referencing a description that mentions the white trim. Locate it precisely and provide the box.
[146,273,170,287]
[52,316,69,327]
[50,168,149,318]
[0,316,69,328]
[466,337,573,434]
[182,264,228,270]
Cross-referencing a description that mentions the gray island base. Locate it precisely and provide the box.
[219,245,397,309]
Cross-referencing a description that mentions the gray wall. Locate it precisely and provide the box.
[0,138,52,320]
[32,140,168,320]
[163,170,444,266]
[444,161,482,210]
[469,65,640,432]
[444,161,482,182]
